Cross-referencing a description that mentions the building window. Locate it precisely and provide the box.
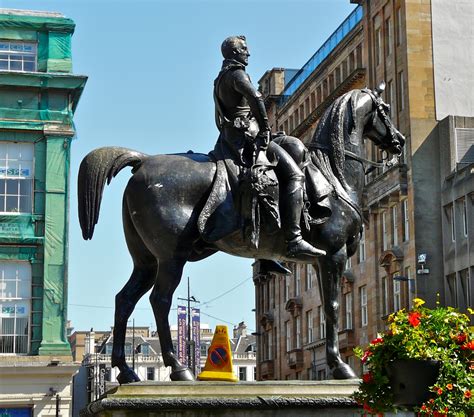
[285,321,291,352]
[385,17,392,56]
[449,205,456,242]
[382,277,389,316]
[284,276,290,302]
[375,27,382,66]
[393,276,401,312]
[146,367,155,381]
[459,269,471,311]
[306,265,313,291]
[239,366,247,381]
[402,200,410,241]
[382,211,388,251]
[299,104,304,123]
[104,367,111,382]
[398,71,405,111]
[295,266,301,296]
[267,328,273,360]
[392,205,399,246]
[0,41,37,72]
[254,366,257,381]
[396,7,402,46]
[0,262,31,354]
[0,142,34,214]
[359,225,366,262]
[360,286,368,327]
[462,198,468,237]
[345,292,353,329]
[346,257,352,269]
[306,310,313,343]
[318,306,326,339]
[387,79,395,116]
[447,273,457,308]
[295,315,301,349]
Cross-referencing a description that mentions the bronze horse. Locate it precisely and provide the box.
[78,86,404,384]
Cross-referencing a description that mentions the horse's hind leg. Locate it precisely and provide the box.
[112,264,156,384]
[318,247,357,379]
[150,257,194,381]
[112,202,157,384]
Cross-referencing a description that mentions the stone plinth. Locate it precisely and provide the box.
[81,380,363,417]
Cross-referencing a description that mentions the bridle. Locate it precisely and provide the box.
[344,88,400,173]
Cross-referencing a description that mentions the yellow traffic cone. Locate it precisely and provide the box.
[197,325,238,382]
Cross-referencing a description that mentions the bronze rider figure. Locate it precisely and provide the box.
[212,35,325,265]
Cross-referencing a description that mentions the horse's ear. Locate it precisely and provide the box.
[375,81,386,96]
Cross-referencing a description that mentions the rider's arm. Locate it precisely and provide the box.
[233,70,270,133]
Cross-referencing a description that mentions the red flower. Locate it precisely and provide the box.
[465,390,472,399]
[437,388,443,395]
[456,333,467,343]
[362,372,374,384]
[433,411,446,417]
[461,340,474,350]
[408,311,422,327]
[370,337,384,345]
[361,350,372,363]
[446,383,453,390]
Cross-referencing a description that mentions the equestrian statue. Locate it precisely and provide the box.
[78,36,404,384]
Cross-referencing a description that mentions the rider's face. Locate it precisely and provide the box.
[233,40,250,66]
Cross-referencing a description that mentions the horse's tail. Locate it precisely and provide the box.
[78,147,147,240]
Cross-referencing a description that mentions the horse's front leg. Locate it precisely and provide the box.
[112,264,156,384]
[318,248,357,379]
[150,258,194,381]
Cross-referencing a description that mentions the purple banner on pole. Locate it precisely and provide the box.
[177,305,187,366]
[192,308,201,372]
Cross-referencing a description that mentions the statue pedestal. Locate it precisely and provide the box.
[81,380,363,417]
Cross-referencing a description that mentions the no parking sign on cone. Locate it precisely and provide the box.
[197,325,238,382]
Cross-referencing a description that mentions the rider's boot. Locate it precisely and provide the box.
[283,178,326,258]
[258,259,292,275]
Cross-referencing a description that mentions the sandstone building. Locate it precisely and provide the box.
[254,0,473,380]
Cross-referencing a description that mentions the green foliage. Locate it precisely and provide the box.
[352,299,474,416]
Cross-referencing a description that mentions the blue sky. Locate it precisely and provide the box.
[1,0,356,333]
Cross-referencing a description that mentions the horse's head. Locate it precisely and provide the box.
[362,83,405,155]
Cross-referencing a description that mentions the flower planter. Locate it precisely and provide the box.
[387,359,440,408]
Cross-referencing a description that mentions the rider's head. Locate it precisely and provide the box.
[221,36,250,66]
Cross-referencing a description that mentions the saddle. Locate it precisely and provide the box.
[197,136,333,246]
[197,154,280,246]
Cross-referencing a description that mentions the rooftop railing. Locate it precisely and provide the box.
[279,5,363,105]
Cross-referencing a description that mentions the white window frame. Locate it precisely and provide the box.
[375,26,382,66]
[382,277,389,316]
[392,205,399,246]
[285,321,291,352]
[450,205,456,242]
[318,306,326,339]
[0,41,37,72]
[359,225,366,262]
[360,286,368,327]
[393,275,401,312]
[398,70,405,111]
[403,200,410,241]
[284,276,290,302]
[0,261,32,354]
[306,265,313,290]
[382,211,388,251]
[295,266,301,296]
[0,142,34,214]
[462,198,468,237]
[345,292,353,330]
[295,315,301,349]
[306,310,313,343]
[385,17,392,56]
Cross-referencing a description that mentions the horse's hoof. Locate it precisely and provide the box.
[330,362,358,379]
[170,367,195,381]
[117,368,140,385]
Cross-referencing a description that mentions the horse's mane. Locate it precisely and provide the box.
[308,89,362,193]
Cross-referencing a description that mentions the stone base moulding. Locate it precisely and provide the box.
[81,380,362,417]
